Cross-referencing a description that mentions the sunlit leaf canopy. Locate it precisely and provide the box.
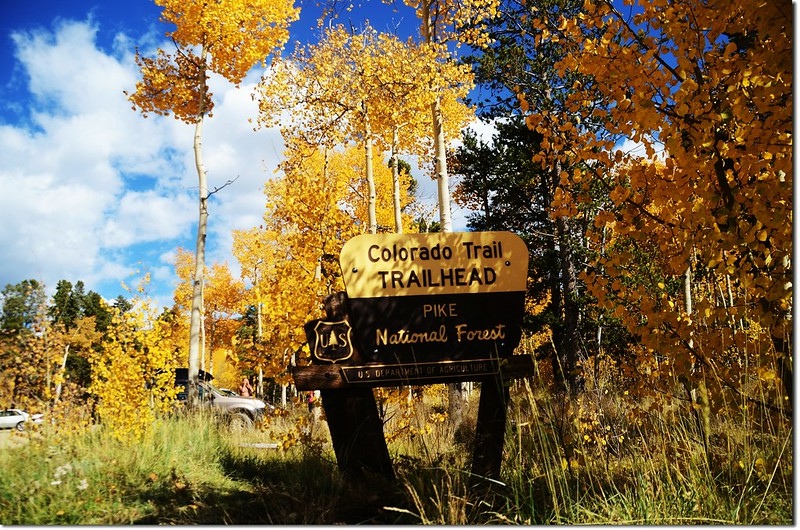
[255,23,475,158]
[526,0,791,399]
[128,0,300,123]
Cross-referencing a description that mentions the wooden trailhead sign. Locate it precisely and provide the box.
[297,231,531,386]
[292,231,535,482]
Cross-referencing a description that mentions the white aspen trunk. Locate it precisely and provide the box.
[45,332,52,396]
[54,344,69,404]
[256,286,263,338]
[684,264,693,318]
[201,300,207,373]
[391,127,403,233]
[420,0,452,234]
[203,291,208,371]
[187,50,209,407]
[432,97,452,233]
[208,321,214,376]
[593,225,606,383]
[724,272,743,332]
[257,284,264,399]
[679,264,694,390]
[364,102,377,234]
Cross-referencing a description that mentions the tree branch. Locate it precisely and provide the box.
[208,175,240,198]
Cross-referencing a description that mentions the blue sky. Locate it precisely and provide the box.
[0,0,474,309]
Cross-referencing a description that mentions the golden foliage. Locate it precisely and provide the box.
[173,250,246,351]
[127,48,211,122]
[256,21,474,235]
[230,142,413,376]
[87,284,181,442]
[256,24,474,163]
[529,0,791,403]
[128,0,299,123]
[172,249,247,378]
[403,0,501,48]
[157,0,299,85]
[0,304,103,418]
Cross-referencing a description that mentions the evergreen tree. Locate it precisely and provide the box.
[460,0,609,392]
[50,280,82,330]
[83,291,113,332]
[0,280,46,333]
[46,280,115,390]
[112,295,133,314]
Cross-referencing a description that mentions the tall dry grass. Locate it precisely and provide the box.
[0,370,792,525]
[384,363,792,525]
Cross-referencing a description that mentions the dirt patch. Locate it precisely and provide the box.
[0,429,33,449]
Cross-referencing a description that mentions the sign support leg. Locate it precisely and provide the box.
[315,292,394,480]
[321,387,394,479]
[470,375,509,482]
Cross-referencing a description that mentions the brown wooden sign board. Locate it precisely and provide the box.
[303,232,529,369]
[292,232,533,482]
[337,231,529,367]
[293,355,535,390]
[345,293,524,364]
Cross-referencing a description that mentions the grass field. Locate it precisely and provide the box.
[0,378,792,525]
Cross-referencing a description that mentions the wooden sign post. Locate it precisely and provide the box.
[294,232,534,481]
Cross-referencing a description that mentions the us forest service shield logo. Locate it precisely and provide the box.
[312,320,354,363]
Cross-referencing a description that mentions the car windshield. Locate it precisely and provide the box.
[203,383,227,395]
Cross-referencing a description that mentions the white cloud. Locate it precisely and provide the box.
[465,118,498,144]
[101,189,196,248]
[12,21,131,117]
[0,19,285,302]
[175,70,285,271]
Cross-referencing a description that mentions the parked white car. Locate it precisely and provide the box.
[0,409,43,431]
[173,368,276,430]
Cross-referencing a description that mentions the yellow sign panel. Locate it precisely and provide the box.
[340,231,529,298]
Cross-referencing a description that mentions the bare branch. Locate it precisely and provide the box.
[209,175,241,198]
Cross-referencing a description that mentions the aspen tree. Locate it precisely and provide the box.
[257,25,470,234]
[231,226,282,396]
[232,227,278,340]
[172,250,245,375]
[127,0,298,405]
[88,288,181,442]
[369,38,474,233]
[231,143,407,378]
[545,0,792,408]
[404,0,498,232]
[255,22,470,421]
